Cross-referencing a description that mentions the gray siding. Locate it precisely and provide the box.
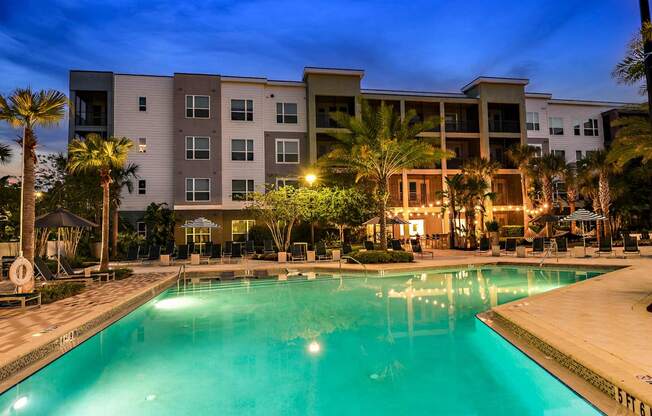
[264,131,308,183]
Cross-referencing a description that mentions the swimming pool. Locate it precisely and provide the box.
[0,266,605,415]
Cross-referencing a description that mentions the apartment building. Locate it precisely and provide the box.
[69,68,629,244]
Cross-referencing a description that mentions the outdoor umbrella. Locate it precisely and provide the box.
[181,218,220,253]
[35,208,98,275]
[560,209,606,257]
[531,213,559,238]
[363,216,410,243]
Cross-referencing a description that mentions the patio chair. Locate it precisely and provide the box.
[555,237,569,255]
[244,240,255,256]
[230,243,242,262]
[623,234,640,256]
[223,241,233,261]
[596,236,613,256]
[363,241,374,251]
[315,242,331,261]
[391,239,404,251]
[147,245,161,261]
[478,237,490,252]
[60,257,114,282]
[137,244,149,260]
[410,239,434,259]
[504,238,517,253]
[188,242,196,254]
[0,292,41,309]
[210,243,222,262]
[342,242,353,255]
[34,257,94,284]
[176,245,189,261]
[126,245,139,261]
[164,240,175,256]
[641,231,650,241]
[203,241,213,257]
[291,244,306,262]
[263,240,275,254]
[531,237,544,256]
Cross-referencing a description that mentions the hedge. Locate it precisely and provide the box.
[113,268,134,280]
[38,282,85,304]
[348,250,414,264]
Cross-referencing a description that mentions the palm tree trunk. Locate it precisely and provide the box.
[21,127,36,263]
[449,202,456,249]
[111,207,119,256]
[379,182,388,250]
[100,180,111,271]
[598,174,611,238]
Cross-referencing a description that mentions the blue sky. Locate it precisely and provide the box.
[0,0,645,173]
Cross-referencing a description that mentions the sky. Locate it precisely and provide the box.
[0,0,645,175]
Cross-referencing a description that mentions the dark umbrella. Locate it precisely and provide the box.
[531,213,559,238]
[363,216,410,243]
[35,208,98,275]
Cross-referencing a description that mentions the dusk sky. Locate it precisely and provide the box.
[0,0,645,174]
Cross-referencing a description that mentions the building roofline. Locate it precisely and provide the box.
[461,76,529,93]
[525,92,635,107]
[361,88,468,98]
[70,69,114,74]
[114,73,173,78]
[303,66,365,79]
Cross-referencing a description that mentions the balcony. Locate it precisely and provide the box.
[488,103,520,133]
[488,119,520,133]
[75,111,107,126]
[444,103,479,133]
[445,119,479,133]
[489,137,520,168]
[315,95,355,128]
[388,174,443,207]
[445,138,481,169]
[406,101,439,132]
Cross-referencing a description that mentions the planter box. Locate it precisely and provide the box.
[190,253,200,265]
[332,249,341,261]
[516,246,526,258]
[278,252,287,263]
[160,254,170,266]
[307,251,316,262]
[491,245,500,257]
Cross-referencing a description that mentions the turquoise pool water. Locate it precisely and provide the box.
[0,266,605,415]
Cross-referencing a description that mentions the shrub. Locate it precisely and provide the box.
[112,268,134,280]
[485,220,500,233]
[38,282,85,304]
[349,250,414,264]
[252,253,278,261]
[500,225,524,237]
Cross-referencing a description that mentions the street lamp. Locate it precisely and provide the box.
[304,173,318,246]
[305,173,317,186]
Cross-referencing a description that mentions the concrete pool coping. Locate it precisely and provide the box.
[0,270,179,394]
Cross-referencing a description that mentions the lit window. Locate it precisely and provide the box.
[185,226,211,251]
[186,178,210,201]
[583,119,598,136]
[276,103,298,124]
[138,180,146,195]
[276,139,299,164]
[231,179,254,201]
[186,95,210,118]
[232,219,255,242]
[185,136,210,160]
[231,139,254,161]
[526,112,539,131]
[138,138,147,153]
[136,222,147,238]
[276,177,299,188]
[138,96,146,112]
[231,99,253,121]
[549,117,564,135]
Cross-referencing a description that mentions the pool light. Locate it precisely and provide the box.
[154,297,196,310]
[308,341,321,354]
[13,396,28,410]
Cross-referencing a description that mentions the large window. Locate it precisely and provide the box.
[186,95,210,118]
[232,219,255,242]
[526,112,539,131]
[583,119,598,136]
[549,117,564,135]
[186,136,210,160]
[231,99,253,121]
[186,178,210,201]
[276,139,299,164]
[276,103,298,124]
[231,139,254,161]
[276,177,299,188]
[232,180,254,201]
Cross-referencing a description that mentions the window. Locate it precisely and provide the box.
[552,149,566,160]
[231,99,253,121]
[231,139,254,161]
[526,112,540,131]
[276,103,298,124]
[185,136,210,160]
[186,95,210,118]
[276,139,299,164]
[549,117,564,135]
[184,226,212,252]
[186,178,210,201]
[232,219,255,242]
[576,150,583,161]
[138,180,146,195]
[530,143,543,157]
[276,177,299,188]
[136,222,147,238]
[138,96,146,112]
[583,119,598,136]
[573,120,581,136]
[138,137,147,153]
[232,179,254,201]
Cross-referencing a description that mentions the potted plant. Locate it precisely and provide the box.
[485,220,501,256]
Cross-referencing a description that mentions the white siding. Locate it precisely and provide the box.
[113,75,174,211]
[263,85,307,132]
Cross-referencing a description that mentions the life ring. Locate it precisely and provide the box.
[9,256,34,287]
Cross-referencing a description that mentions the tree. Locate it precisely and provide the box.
[462,157,499,234]
[0,88,67,262]
[530,153,566,213]
[68,134,133,271]
[606,112,652,168]
[612,25,650,95]
[0,143,11,164]
[110,163,139,255]
[143,202,175,246]
[507,144,538,216]
[439,174,465,249]
[561,163,579,233]
[579,150,618,238]
[323,100,449,249]
[246,186,305,252]
[326,187,375,242]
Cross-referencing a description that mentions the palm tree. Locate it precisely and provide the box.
[110,163,139,256]
[324,100,450,249]
[68,134,133,271]
[462,157,499,234]
[561,163,579,233]
[530,153,566,213]
[0,143,11,164]
[612,22,652,95]
[507,144,538,212]
[606,112,652,167]
[579,150,617,238]
[0,88,67,262]
[439,174,466,249]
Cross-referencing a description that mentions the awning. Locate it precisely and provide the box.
[181,217,220,228]
[363,216,410,225]
[560,209,606,222]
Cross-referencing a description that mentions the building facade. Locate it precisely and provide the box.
[69,68,629,244]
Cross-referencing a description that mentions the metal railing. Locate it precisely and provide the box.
[339,255,368,279]
[488,119,520,133]
[445,120,479,133]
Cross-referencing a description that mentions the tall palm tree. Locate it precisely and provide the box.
[68,134,133,271]
[606,112,652,167]
[110,163,139,255]
[0,88,67,262]
[561,163,579,234]
[580,150,617,238]
[439,174,466,249]
[612,22,652,95]
[530,153,566,213]
[324,100,450,249]
[462,157,499,234]
[507,144,538,211]
[0,143,11,164]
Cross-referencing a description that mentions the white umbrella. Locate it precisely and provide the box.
[180,217,220,228]
[560,209,606,257]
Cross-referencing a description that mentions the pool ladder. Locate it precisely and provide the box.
[176,265,187,290]
[538,240,559,267]
[339,256,368,279]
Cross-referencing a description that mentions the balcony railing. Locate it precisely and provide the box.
[316,113,340,128]
[75,111,107,126]
[445,119,479,133]
[488,119,520,133]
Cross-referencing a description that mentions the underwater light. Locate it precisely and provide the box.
[308,341,321,354]
[13,396,28,410]
[154,297,196,310]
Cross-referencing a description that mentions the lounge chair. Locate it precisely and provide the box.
[126,245,139,261]
[555,237,569,256]
[342,242,353,255]
[315,242,331,261]
[210,243,222,262]
[596,236,613,256]
[0,292,41,308]
[203,242,213,257]
[623,234,640,256]
[188,242,196,254]
[478,237,490,252]
[641,231,650,241]
[164,241,175,256]
[176,245,189,261]
[391,239,404,251]
[263,240,275,254]
[291,244,306,262]
[60,257,114,282]
[410,239,434,259]
[363,241,374,251]
[137,244,149,260]
[230,243,242,262]
[531,237,544,256]
[223,241,233,261]
[504,238,517,254]
[244,240,255,256]
[147,245,161,261]
[34,257,94,284]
